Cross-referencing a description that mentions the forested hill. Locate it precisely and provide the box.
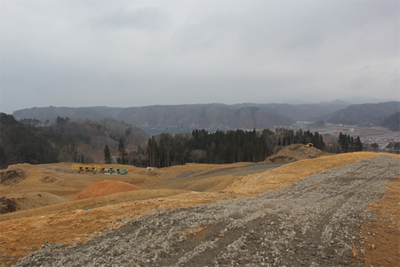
[0,113,149,168]
[380,112,400,131]
[325,101,400,126]
[0,113,57,168]
[13,102,348,135]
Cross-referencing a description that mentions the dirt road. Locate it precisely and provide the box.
[11,155,400,266]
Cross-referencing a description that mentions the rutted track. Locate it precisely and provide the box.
[13,155,400,266]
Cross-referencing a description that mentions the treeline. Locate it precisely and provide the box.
[1,112,328,169]
[1,114,142,168]
[274,128,325,149]
[123,128,326,168]
[338,132,363,153]
[0,113,57,168]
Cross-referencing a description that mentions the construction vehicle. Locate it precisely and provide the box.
[306,143,313,147]
[71,165,85,173]
[71,165,127,175]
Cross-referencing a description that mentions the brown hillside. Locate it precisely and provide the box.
[0,153,399,266]
[265,144,331,163]
[72,180,142,201]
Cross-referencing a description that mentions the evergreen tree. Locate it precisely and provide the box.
[338,132,348,152]
[355,136,363,151]
[104,145,111,164]
[117,139,128,164]
[371,143,379,152]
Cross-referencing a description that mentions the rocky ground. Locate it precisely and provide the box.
[12,155,400,266]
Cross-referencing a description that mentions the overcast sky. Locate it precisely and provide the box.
[1,0,399,114]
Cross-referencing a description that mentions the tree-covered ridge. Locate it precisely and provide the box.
[380,112,399,131]
[2,113,327,169]
[0,114,150,168]
[0,113,57,168]
[12,102,351,135]
[126,128,326,168]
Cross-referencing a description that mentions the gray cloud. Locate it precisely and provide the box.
[90,6,169,31]
[1,1,398,114]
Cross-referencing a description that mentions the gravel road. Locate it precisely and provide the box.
[13,155,400,267]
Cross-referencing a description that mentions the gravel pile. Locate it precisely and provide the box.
[13,156,399,267]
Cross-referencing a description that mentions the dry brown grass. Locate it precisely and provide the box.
[227,152,396,196]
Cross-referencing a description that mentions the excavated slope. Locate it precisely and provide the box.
[265,144,331,163]
[71,180,142,201]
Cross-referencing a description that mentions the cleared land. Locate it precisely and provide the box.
[0,149,399,266]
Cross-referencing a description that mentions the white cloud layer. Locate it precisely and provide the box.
[1,0,399,113]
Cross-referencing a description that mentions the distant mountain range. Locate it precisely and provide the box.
[325,101,399,126]
[12,101,399,134]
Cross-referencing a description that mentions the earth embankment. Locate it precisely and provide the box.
[265,144,331,163]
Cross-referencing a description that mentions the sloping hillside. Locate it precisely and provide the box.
[0,114,150,167]
[325,101,399,126]
[233,102,349,122]
[0,113,58,168]
[12,102,348,134]
[265,144,331,163]
[1,153,399,266]
[380,112,400,131]
[13,105,291,134]
[47,117,150,162]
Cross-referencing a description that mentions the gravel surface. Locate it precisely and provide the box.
[13,155,400,267]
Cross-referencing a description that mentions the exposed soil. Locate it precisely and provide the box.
[0,152,398,266]
[6,155,399,267]
[0,198,18,214]
[352,177,400,266]
[265,144,331,163]
[0,169,26,186]
[0,161,283,218]
[72,180,142,201]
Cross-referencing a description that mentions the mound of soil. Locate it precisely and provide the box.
[41,176,58,183]
[266,144,330,163]
[0,169,26,185]
[72,181,142,201]
[0,197,19,214]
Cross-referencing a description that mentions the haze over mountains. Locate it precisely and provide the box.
[12,101,399,135]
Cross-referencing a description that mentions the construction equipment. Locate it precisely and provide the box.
[71,165,128,175]
[306,143,314,147]
[71,165,85,173]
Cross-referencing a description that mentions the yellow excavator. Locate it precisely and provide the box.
[72,165,128,175]
[71,165,102,173]
[306,143,313,147]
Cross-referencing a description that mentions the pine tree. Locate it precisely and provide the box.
[104,145,111,164]
[118,139,126,164]
[338,132,348,153]
[355,136,363,151]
